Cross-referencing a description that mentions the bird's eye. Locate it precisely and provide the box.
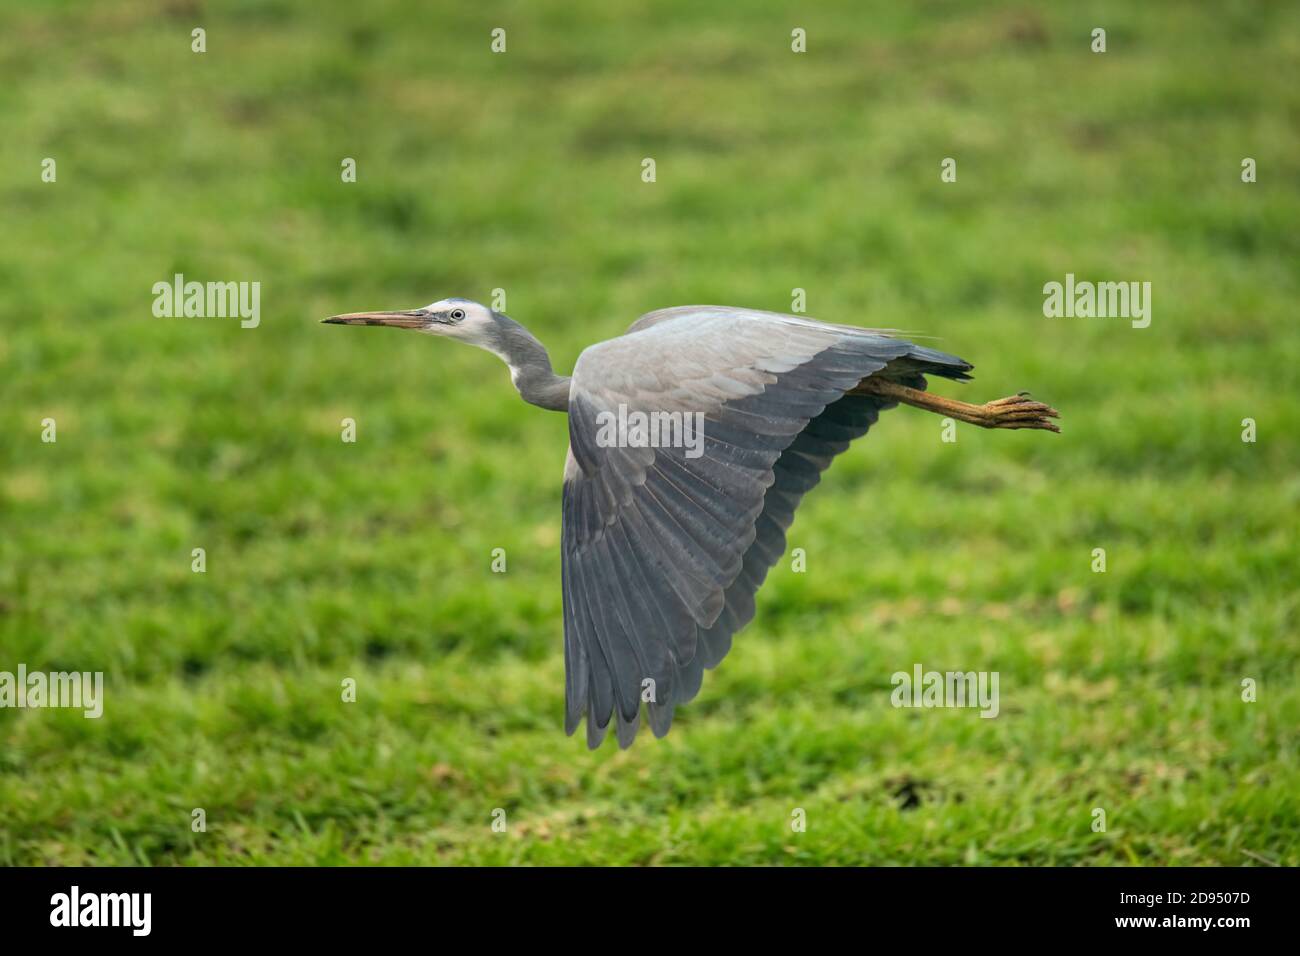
[450,309,466,321]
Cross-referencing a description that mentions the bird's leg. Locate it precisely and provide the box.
[854,379,1060,433]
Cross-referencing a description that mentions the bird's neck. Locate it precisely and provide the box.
[487,315,572,412]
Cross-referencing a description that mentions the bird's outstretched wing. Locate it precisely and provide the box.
[561,306,971,747]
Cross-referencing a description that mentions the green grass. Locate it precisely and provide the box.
[1,0,1297,865]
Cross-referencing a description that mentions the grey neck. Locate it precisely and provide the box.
[487,314,572,412]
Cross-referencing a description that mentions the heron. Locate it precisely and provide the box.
[324,299,1059,748]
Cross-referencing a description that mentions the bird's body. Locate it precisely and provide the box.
[325,300,1058,748]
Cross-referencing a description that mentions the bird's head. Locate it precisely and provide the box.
[323,295,569,410]
[323,297,500,348]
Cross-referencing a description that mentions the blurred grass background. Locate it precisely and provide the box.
[1,0,1297,865]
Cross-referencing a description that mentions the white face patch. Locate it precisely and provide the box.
[419,298,502,352]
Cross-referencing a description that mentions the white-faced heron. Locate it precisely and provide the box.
[324,299,1059,748]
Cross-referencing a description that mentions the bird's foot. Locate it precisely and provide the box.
[978,392,1060,432]
[852,378,1061,434]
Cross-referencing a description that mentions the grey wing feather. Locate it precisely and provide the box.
[561,306,971,747]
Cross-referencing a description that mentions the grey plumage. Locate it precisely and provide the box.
[323,299,1047,750]
[560,306,971,747]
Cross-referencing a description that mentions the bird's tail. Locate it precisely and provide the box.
[893,343,974,382]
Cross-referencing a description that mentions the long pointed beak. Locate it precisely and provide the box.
[322,310,426,328]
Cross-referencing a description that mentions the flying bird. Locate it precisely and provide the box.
[324,299,1058,748]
